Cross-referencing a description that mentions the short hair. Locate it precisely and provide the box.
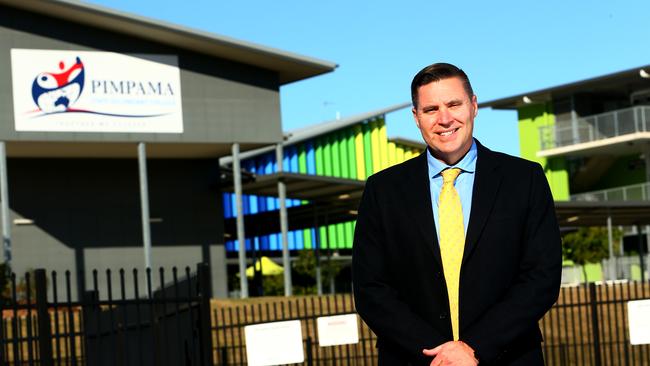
[410,63,474,108]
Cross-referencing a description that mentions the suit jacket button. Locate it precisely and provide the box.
[439,313,447,319]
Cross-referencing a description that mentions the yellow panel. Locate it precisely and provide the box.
[378,121,389,170]
[354,125,366,180]
[396,145,405,163]
[388,142,396,167]
[370,120,380,173]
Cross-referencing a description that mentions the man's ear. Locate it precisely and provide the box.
[471,95,478,118]
[412,107,421,129]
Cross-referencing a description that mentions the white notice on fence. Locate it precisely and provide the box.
[244,320,304,366]
[317,313,359,347]
[628,299,650,345]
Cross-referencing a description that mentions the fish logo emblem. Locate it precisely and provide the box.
[31,57,85,113]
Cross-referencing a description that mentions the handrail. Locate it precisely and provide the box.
[539,106,650,150]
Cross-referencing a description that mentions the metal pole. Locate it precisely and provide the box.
[276,143,292,296]
[570,95,580,144]
[637,224,646,282]
[138,142,152,270]
[232,143,248,298]
[314,207,323,296]
[645,147,650,278]
[607,215,615,280]
[0,142,11,263]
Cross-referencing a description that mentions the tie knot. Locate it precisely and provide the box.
[441,168,461,184]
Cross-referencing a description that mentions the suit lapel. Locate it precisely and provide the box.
[407,152,443,269]
[463,141,502,266]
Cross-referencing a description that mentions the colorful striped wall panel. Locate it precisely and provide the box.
[224,116,423,252]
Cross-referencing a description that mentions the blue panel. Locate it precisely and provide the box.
[306,141,316,175]
[261,235,270,250]
[230,194,237,216]
[249,195,258,214]
[242,195,249,214]
[287,231,295,250]
[270,233,278,251]
[290,146,299,173]
[245,238,252,251]
[295,229,304,250]
[222,193,232,218]
[311,229,318,248]
[254,237,260,251]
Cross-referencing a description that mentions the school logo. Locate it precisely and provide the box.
[12,49,184,133]
[31,57,85,114]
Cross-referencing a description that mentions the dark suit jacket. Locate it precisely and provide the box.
[352,141,562,365]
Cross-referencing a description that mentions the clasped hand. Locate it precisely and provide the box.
[422,341,478,366]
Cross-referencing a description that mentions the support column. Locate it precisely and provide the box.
[137,142,152,270]
[636,224,646,282]
[276,144,292,296]
[646,147,650,279]
[314,206,323,296]
[570,95,580,144]
[0,142,10,264]
[607,215,616,281]
[232,143,248,298]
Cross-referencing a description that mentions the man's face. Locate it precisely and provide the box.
[412,77,478,165]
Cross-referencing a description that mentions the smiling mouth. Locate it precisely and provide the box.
[438,128,459,137]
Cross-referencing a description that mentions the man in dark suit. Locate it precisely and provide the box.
[352,63,562,365]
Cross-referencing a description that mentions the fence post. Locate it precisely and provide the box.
[220,346,228,366]
[588,283,602,366]
[197,263,214,366]
[305,336,313,366]
[35,269,53,366]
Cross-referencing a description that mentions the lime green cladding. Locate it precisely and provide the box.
[306,116,423,250]
[517,103,570,200]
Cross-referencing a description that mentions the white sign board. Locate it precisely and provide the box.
[244,320,304,366]
[317,313,359,347]
[11,49,183,133]
[628,299,650,345]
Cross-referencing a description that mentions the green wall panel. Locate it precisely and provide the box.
[347,129,357,179]
[518,103,569,200]
[339,131,349,179]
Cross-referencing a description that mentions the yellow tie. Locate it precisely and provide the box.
[439,168,465,341]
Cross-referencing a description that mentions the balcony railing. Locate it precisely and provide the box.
[570,182,650,202]
[539,106,650,150]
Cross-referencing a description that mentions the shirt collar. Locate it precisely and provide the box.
[427,139,478,178]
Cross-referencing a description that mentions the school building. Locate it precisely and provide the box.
[0,0,336,298]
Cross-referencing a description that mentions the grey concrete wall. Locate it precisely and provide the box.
[0,5,283,144]
[4,158,228,299]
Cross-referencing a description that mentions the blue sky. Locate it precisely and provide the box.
[86,0,650,156]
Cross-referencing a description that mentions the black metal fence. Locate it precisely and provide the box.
[0,264,213,366]
[2,266,650,366]
[542,280,650,366]
[213,281,650,366]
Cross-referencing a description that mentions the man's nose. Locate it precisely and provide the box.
[438,108,453,125]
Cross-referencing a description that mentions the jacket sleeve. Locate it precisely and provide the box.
[461,163,562,363]
[353,175,446,364]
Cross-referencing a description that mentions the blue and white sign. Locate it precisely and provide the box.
[11,49,183,133]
